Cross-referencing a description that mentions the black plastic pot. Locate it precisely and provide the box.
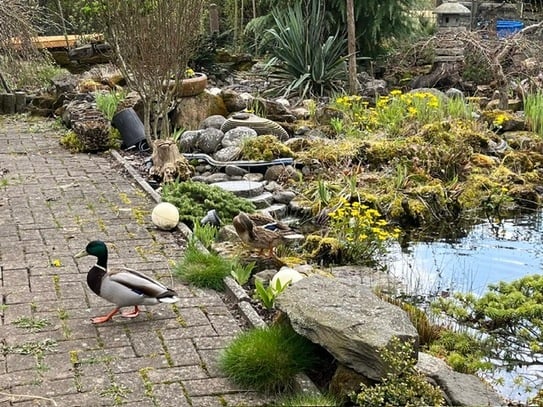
[111,107,149,151]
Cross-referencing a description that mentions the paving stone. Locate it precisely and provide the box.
[153,382,191,406]
[184,377,242,397]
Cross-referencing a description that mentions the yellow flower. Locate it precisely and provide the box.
[51,259,62,267]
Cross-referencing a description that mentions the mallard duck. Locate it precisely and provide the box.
[75,240,179,324]
[243,212,291,231]
[232,212,291,257]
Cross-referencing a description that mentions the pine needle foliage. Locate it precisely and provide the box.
[432,274,543,370]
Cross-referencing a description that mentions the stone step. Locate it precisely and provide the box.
[261,203,288,219]
[211,180,264,198]
[248,192,274,209]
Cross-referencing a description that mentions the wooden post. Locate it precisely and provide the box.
[0,93,6,113]
[15,91,26,113]
[209,4,219,33]
[4,93,15,114]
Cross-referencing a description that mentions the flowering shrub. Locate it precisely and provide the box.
[327,199,400,264]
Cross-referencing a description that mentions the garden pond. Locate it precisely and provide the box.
[385,209,543,403]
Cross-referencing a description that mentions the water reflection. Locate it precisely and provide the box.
[387,211,543,297]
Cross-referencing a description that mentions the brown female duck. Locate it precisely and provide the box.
[232,212,292,257]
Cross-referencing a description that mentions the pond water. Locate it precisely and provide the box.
[387,211,543,297]
[385,210,543,404]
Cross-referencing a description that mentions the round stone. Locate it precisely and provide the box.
[151,202,179,230]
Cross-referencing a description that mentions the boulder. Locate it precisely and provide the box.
[195,127,224,154]
[178,130,201,153]
[417,352,506,406]
[221,88,249,112]
[213,146,241,162]
[275,274,419,381]
[222,126,258,147]
[173,90,228,130]
[200,114,226,130]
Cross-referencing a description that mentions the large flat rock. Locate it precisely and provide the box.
[275,274,418,380]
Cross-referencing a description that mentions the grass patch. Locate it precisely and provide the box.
[173,239,234,291]
[13,316,51,332]
[273,392,341,406]
[219,324,318,393]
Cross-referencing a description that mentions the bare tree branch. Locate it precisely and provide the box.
[103,0,204,142]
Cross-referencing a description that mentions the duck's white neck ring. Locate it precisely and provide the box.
[94,264,107,272]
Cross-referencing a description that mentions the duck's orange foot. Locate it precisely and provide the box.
[91,308,119,324]
[121,306,140,318]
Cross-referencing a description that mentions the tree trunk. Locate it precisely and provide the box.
[150,139,193,183]
[346,0,358,94]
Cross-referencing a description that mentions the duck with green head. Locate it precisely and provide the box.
[75,240,179,324]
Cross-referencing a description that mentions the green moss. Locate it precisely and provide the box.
[296,138,364,168]
[60,131,85,152]
[241,135,295,161]
[301,235,342,265]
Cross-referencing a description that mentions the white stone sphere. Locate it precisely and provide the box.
[271,266,304,293]
[151,202,179,230]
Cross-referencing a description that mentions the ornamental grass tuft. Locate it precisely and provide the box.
[219,324,318,393]
[273,392,341,406]
[173,239,231,291]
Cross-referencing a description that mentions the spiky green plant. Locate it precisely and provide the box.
[192,223,218,249]
[524,90,543,136]
[219,324,318,393]
[264,1,347,99]
[95,90,126,121]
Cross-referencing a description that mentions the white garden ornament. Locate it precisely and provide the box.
[151,202,179,230]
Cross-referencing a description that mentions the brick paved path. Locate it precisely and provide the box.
[0,116,267,406]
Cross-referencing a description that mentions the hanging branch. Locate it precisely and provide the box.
[0,0,47,92]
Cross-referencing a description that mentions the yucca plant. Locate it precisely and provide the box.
[264,0,347,99]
